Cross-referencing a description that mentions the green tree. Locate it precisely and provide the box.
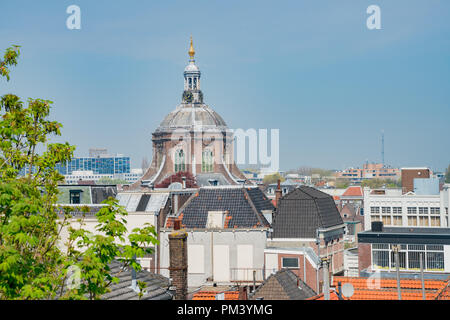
[0,46,158,300]
[445,164,450,183]
[335,178,350,189]
[263,172,285,185]
[360,178,401,189]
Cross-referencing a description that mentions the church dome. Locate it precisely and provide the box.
[184,63,200,73]
[155,105,228,132]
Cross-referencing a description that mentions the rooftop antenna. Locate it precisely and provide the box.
[381,129,385,166]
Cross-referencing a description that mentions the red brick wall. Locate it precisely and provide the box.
[358,243,372,275]
[401,169,430,194]
[169,231,188,300]
[276,253,319,293]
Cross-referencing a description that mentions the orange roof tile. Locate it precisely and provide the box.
[325,276,450,300]
[307,291,340,300]
[333,276,446,291]
[192,291,240,300]
[342,186,363,197]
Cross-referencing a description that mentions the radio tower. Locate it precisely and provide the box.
[381,130,385,166]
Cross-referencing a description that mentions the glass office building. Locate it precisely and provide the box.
[55,156,131,175]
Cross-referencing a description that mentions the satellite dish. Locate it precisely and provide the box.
[342,283,354,298]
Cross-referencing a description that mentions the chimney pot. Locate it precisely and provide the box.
[174,219,181,230]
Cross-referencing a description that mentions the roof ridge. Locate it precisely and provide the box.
[242,188,266,227]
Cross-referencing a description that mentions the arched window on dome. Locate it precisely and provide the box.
[202,149,213,173]
[175,149,185,173]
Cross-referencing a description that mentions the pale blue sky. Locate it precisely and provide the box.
[0,0,449,172]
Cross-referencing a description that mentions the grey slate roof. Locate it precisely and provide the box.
[155,104,228,132]
[195,173,233,187]
[250,269,316,300]
[102,260,172,300]
[272,186,344,239]
[170,186,274,229]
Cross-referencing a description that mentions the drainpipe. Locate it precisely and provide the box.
[323,257,330,300]
[211,231,214,281]
[303,243,307,284]
[420,252,425,300]
[392,245,402,300]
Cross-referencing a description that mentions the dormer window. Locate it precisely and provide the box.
[70,190,83,204]
[206,211,225,229]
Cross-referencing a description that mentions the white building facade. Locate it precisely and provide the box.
[363,185,450,230]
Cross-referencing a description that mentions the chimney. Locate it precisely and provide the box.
[275,179,282,207]
[238,286,248,300]
[168,226,188,300]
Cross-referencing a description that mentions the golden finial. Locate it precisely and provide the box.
[188,36,195,60]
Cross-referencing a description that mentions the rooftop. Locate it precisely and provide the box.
[272,186,344,239]
[307,276,450,300]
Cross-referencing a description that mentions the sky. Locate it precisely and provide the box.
[0,0,449,172]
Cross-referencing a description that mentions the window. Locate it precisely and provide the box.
[408,216,418,226]
[371,207,380,214]
[431,216,441,227]
[427,252,444,271]
[282,257,299,269]
[382,207,391,214]
[371,215,381,223]
[418,207,428,215]
[419,216,429,226]
[392,207,402,214]
[382,215,392,226]
[407,207,418,226]
[69,190,82,204]
[372,244,444,272]
[202,149,213,173]
[174,149,185,173]
[408,250,425,270]
[393,216,403,226]
[430,207,440,215]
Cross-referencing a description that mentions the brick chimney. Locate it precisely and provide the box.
[238,286,248,300]
[275,179,282,207]
[169,220,188,300]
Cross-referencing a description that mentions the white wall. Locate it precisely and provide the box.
[58,212,157,251]
[363,188,442,230]
[159,229,267,288]
[445,245,450,273]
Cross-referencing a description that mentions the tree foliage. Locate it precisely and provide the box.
[0,46,158,300]
[360,178,401,189]
[446,164,450,184]
[262,172,285,185]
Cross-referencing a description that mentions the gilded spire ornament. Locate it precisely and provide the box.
[188,36,195,60]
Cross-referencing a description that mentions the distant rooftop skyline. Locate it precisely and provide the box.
[0,0,449,172]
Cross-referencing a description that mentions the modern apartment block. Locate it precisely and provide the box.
[335,163,400,182]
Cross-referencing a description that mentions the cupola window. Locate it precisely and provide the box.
[175,149,185,173]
